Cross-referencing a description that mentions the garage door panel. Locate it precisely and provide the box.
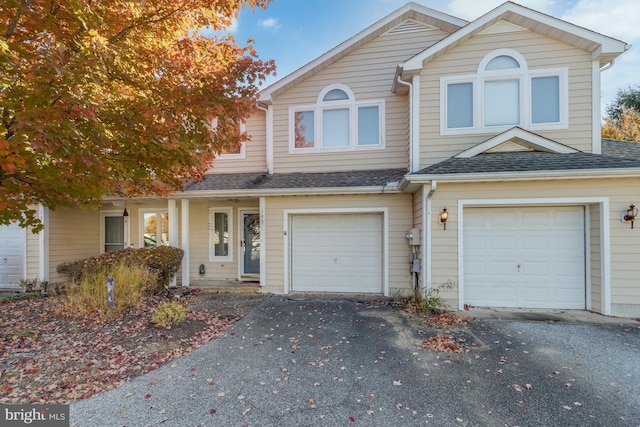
[0,223,25,289]
[464,206,585,309]
[291,213,382,293]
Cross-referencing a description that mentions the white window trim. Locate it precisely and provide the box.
[441,49,568,135]
[139,209,168,248]
[289,84,385,153]
[209,207,233,262]
[216,122,247,160]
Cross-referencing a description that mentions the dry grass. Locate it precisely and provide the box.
[55,262,157,323]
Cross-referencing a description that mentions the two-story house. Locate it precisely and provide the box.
[7,1,640,317]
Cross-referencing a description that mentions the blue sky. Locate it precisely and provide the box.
[231,0,639,113]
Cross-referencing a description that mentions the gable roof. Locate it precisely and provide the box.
[400,1,629,75]
[258,2,467,104]
[455,127,578,158]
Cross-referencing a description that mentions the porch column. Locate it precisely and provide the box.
[168,199,178,287]
[259,196,266,288]
[38,204,49,281]
[181,199,190,287]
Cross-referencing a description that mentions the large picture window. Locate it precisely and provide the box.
[290,84,384,152]
[441,49,567,135]
[209,208,232,262]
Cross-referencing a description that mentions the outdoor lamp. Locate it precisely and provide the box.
[623,204,638,228]
[440,208,448,230]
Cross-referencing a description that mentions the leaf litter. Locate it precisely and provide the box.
[0,290,239,404]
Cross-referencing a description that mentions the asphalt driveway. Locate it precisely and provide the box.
[71,296,640,426]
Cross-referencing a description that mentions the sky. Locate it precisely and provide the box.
[228,0,639,115]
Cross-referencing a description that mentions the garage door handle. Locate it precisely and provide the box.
[517,264,521,272]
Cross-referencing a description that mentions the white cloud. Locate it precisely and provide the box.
[446,0,554,21]
[258,17,282,30]
[561,0,640,43]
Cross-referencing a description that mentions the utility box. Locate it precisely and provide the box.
[405,228,421,246]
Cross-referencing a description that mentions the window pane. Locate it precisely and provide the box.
[294,111,314,148]
[357,106,379,145]
[484,79,519,126]
[485,55,520,70]
[447,82,473,128]
[160,212,169,246]
[214,212,228,257]
[532,76,560,123]
[144,213,157,247]
[323,89,349,101]
[322,108,349,147]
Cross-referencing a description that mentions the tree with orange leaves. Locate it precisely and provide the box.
[1,0,275,230]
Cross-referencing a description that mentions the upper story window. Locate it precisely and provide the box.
[210,119,246,159]
[290,84,385,152]
[441,49,567,135]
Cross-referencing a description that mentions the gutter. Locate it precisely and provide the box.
[405,167,640,183]
[170,185,404,200]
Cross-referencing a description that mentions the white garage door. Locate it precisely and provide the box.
[291,213,382,293]
[0,223,26,289]
[464,206,585,309]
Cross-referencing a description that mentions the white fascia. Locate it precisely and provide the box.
[405,168,640,183]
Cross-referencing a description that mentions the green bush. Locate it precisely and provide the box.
[57,246,183,293]
[151,301,186,328]
[55,262,158,323]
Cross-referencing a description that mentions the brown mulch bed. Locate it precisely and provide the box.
[0,289,270,404]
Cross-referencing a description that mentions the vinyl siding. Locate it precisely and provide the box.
[263,194,413,295]
[187,201,259,284]
[419,29,594,168]
[426,178,639,316]
[272,28,449,173]
[26,228,40,280]
[207,110,268,174]
[48,207,100,284]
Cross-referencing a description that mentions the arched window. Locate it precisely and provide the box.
[290,84,384,151]
[441,49,567,134]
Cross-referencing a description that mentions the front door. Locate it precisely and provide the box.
[240,211,260,280]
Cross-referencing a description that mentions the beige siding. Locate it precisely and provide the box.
[26,228,40,280]
[207,110,268,174]
[187,201,259,284]
[48,207,100,284]
[426,178,640,316]
[419,30,594,168]
[263,194,413,295]
[272,28,450,173]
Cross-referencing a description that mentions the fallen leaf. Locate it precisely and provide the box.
[525,384,532,390]
[393,380,402,386]
[209,409,217,414]
[144,394,151,399]
[149,379,158,385]
[349,416,356,422]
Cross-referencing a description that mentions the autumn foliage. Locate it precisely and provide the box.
[1,1,275,229]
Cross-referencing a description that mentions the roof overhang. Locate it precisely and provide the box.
[259,2,467,104]
[399,1,629,77]
[400,167,640,192]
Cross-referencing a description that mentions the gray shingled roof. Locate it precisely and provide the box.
[183,168,407,192]
[602,138,640,159]
[415,141,640,175]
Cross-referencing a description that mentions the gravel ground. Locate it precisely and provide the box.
[70,296,640,426]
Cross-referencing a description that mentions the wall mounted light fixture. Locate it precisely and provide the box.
[623,203,638,228]
[123,207,129,217]
[440,208,448,230]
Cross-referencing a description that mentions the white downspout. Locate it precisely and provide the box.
[423,181,437,292]
[396,75,420,172]
[256,104,273,174]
